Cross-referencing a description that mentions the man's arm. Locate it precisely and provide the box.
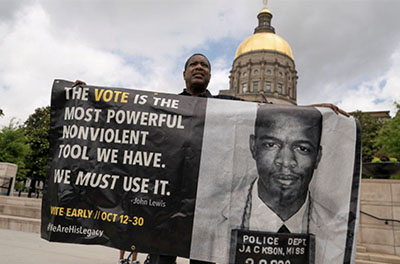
[72,80,87,87]
[308,103,350,117]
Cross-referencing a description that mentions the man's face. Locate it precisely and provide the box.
[183,55,211,95]
[250,112,322,203]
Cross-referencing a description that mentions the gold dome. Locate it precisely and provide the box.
[259,7,272,14]
[234,32,294,60]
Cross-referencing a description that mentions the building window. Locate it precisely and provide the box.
[243,71,247,77]
[288,86,292,97]
[265,82,271,92]
[242,83,248,93]
[254,69,259,75]
[261,19,267,26]
[266,69,272,75]
[277,83,283,94]
[279,72,283,77]
[253,81,259,92]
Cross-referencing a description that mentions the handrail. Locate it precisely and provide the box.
[360,210,400,224]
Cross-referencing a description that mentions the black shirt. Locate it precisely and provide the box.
[179,88,242,101]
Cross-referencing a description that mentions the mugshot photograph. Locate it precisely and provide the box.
[190,103,360,264]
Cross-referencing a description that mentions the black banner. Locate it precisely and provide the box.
[42,80,207,256]
[42,80,361,264]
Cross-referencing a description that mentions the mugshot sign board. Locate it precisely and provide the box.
[230,230,315,264]
[42,80,361,264]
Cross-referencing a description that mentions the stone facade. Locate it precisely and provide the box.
[358,179,400,257]
[220,50,297,104]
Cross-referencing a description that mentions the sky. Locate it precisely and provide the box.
[0,0,399,127]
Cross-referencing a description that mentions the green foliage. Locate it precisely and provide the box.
[371,157,381,163]
[23,106,50,181]
[352,110,386,160]
[375,103,400,158]
[0,108,3,117]
[0,121,30,180]
[371,156,399,162]
[391,173,400,180]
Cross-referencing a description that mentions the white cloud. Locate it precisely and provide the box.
[273,1,400,112]
[40,0,257,60]
[0,3,146,126]
[0,0,260,126]
[208,57,230,95]
[338,46,400,116]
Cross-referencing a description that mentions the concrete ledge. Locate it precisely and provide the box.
[359,223,394,230]
[357,251,400,264]
[0,204,41,219]
[0,195,42,207]
[358,246,367,253]
[0,214,40,233]
[359,242,396,256]
[356,260,386,264]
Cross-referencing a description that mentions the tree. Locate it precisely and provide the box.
[0,108,3,117]
[376,103,400,159]
[23,106,50,182]
[351,110,386,160]
[0,121,30,181]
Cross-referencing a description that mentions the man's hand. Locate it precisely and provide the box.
[309,103,350,117]
[72,80,87,87]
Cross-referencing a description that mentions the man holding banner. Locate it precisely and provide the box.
[147,53,215,264]
[42,51,360,264]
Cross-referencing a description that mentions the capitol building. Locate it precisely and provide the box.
[219,6,297,105]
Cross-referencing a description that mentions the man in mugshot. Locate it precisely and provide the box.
[239,105,323,233]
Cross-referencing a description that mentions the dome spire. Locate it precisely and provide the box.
[255,1,275,34]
